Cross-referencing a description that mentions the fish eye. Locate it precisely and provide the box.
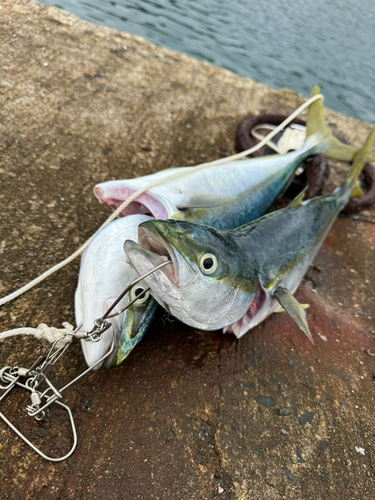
[130,285,149,304]
[199,253,218,274]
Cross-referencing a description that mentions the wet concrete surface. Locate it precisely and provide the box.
[0,1,374,498]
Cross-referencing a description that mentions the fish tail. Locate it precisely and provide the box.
[306,85,375,163]
[346,127,375,197]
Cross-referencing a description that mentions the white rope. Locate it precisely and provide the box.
[0,322,73,345]
[0,94,323,343]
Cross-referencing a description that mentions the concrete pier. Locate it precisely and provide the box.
[0,1,374,498]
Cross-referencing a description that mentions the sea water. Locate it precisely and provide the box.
[41,0,375,122]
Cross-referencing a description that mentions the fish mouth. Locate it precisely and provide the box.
[124,223,180,289]
[94,183,169,219]
[137,226,179,286]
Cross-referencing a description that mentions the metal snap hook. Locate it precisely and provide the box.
[0,366,16,390]
[0,260,172,462]
[0,368,77,461]
[0,401,77,462]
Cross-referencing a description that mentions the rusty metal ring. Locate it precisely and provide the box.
[235,114,375,212]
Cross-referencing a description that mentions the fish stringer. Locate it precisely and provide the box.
[0,262,170,462]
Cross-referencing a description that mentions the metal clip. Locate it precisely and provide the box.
[0,261,170,461]
[0,319,117,461]
[0,368,75,461]
[86,318,111,342]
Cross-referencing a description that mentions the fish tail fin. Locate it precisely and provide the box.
[346,127,375,197]
[306,86,375,163]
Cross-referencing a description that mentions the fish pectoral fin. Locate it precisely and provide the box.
[275,303,310,313]
[288,185,308,209]
[273,286,314,344]
[176,193,236,209]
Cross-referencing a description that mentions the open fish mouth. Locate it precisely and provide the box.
[124,225,181,289]
[138,226,180,286]
[94,184,169,219]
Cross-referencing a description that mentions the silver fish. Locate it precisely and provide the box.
[95,86,374,230]
[80,87,374,366]
[75,215,155,368]
[124,128,374,341]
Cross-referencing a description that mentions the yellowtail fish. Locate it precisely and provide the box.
[124,128,374,341]
[78,87,374,367]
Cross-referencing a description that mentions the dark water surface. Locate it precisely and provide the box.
[41,0,375,122]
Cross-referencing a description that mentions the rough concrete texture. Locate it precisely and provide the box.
[0,1,375,498]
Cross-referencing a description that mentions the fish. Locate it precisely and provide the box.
[94,86,374,231]
[80,87,375,367]
[124,128,374,341]
[75,215,157,368]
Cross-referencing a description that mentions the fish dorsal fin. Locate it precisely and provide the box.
[273,286,314,344]
[288,186,308,209]
[177,193,236,209]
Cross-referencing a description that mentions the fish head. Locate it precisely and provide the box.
[94,179,172,219]
[124,219,256,330]
[75,215,157,369]
[94,170,238,220]
[103,285,159,368]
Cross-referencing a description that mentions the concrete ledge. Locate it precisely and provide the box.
[0,1,374,498]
